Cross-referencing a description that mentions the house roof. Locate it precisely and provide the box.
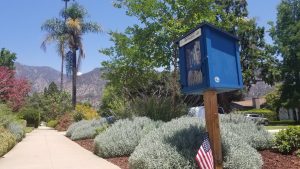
[232,98,266,108]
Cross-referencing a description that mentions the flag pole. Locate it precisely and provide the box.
[204,90,223,169]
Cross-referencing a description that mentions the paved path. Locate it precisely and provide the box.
[0,127,120,169]
[268,129,282,134]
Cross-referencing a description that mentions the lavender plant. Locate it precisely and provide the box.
[94,117,162,158]
[70,118,108,140]
[129,116,263,169]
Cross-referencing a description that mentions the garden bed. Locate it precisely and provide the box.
[260,150,300,169]
[74,139,300,169]
[74,139,129,169]
[106,157,129,169]
[74,139,94,152]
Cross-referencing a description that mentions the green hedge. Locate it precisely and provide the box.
[47,120,58,128]
[0,104,16,127]
[0,127,16,157]
[19,107,40,128]
[269,120,297,126]
[238,109,277,121]
[274,126,300,153]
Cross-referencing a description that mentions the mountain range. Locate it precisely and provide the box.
[15,63,107,106]
[14,62,273,108]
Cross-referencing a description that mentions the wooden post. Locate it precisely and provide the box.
[204,90,223,169]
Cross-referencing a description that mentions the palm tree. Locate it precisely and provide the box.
[41,19,67,91]
[63,3,101,108]
[42,3,101,108]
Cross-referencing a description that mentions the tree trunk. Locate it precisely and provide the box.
[60,56,64,91]
[293,109,297,122]
[72,49,77,109]
[276,107,280,121]
[172,45,179,115]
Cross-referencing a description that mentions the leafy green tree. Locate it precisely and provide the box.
[270,0,300,118]
[27,83,72,122]
[111,0,279,89]
[42,3,101,108]
[214,0,280,109]
[0,48,17,70]
[265,85,282,120]
[101,0,279,113]
[101,32,158,100]
[44,82,59,96]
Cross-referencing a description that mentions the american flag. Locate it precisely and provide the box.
[195,133,214,169]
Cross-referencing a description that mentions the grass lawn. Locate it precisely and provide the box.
[265,125,300,130]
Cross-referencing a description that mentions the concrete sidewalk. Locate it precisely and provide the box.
[268,129,282,134]
[0,127,120,169]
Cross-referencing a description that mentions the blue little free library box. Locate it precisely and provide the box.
[175,23,243,94]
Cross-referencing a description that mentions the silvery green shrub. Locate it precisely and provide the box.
[129,116,263,169]
[220,114,273,150]
[70,123,97,140]
[94,117,162,158]
[221,126,263,169]
[6,121,25,142]
[66,120,89,137]
[70,118,108,140]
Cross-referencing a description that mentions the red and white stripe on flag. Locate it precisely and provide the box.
[195,133,214,169]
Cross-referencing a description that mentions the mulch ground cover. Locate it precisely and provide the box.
[74,139,95,152]
[74,139,300,169]
[260,150,300,169]
[74,139,129,169]
[106,157,129,169]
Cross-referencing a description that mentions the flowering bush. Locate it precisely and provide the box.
[75,104,99,120]
[94,117,162,158]
[0,66,31,111]
[55,113,73,131]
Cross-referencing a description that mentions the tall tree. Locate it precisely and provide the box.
[0,48,17,70]
[102,0,279,111]
[41,23,68,91]
[112,0,279,88]
[270,0,300,111]
[216,0,280,89]
[41,2,101,108]
[63,3,101,108]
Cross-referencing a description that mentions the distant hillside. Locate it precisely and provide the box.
[15,63,107,106]
[15,63,274,106]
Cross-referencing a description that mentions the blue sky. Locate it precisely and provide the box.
[0,0,281,73]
